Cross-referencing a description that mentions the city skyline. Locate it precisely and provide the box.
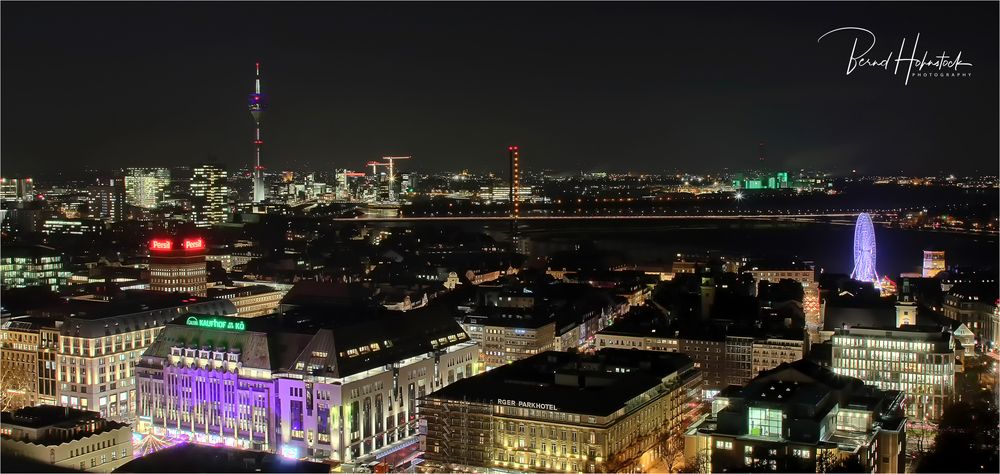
[2,2,998,175]
[1,3,997,473]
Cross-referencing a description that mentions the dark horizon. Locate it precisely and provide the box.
[2,2,998,175]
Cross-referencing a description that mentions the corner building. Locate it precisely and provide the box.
[136,305,479,469]
[420,349,702,473]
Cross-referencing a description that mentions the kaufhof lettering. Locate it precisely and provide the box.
[186,316,246,331]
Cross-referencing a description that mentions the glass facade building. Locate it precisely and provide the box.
[831,326,956,421]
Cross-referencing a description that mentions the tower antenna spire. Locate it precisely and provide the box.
[255,61,261,94]
[249,62,266,204]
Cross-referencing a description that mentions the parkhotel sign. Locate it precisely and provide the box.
[497,398,559,411]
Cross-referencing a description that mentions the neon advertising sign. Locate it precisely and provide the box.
[149,239,173,251]
[149,237,205,252]
[185,316,246,331]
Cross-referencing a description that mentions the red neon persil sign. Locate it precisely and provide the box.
[149,239,173,251]
[182,238,204,251]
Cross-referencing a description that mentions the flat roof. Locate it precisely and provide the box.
[425,349,696,417]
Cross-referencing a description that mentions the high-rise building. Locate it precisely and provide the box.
[136,306,479,468]
[831,325,956,421]
[685,360,906,474]
[149,236,207,296]
[921,250,946,278]
[0,176,35,202]
[87,178,125,222]
[508,145,521,245]
[420,349,702,473]
[190,164,229,228]
[123,168,170,209]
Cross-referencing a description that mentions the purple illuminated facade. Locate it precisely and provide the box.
[136,310,479,467]
[850,212,881,286]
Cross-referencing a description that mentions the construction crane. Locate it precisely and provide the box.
[366,161,390,177]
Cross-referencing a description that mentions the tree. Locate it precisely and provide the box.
[0,361,35,412]
[681,448,711,474]
[658,433,686,473]
[816,449,865,473]
[916,387,999,473]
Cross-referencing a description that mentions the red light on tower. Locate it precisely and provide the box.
[182,238,205,251]
[149,239,173,251]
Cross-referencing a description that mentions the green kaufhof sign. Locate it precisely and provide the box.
[186,316,246,331]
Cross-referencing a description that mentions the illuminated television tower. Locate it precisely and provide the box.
[249,62,267,203]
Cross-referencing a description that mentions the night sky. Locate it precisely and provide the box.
[2,2,997,175]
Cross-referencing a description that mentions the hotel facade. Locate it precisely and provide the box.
[420,349,702,473]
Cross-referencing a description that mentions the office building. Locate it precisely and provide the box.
[190,163,229,228]
[136,304,479,469]
[0,244,68,291]
[420,349,702,473]
[87,179,125,222]
[0,176,35,202]
[685,360,906,473]
[921,250,945,278]
[1,405,133,472]
[41,219,105,237]
[123,167,170,209]
[149,235,207,296]
[831,325,956,421]
[206,284,285,317]
[731,171,790,190]
[29,291,235,422]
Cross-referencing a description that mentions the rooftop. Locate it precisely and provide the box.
[426,349,697,417]
[144,294,473,377]
[115,443,330,473]
[36,290,224,321]
[1,405,98,429]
